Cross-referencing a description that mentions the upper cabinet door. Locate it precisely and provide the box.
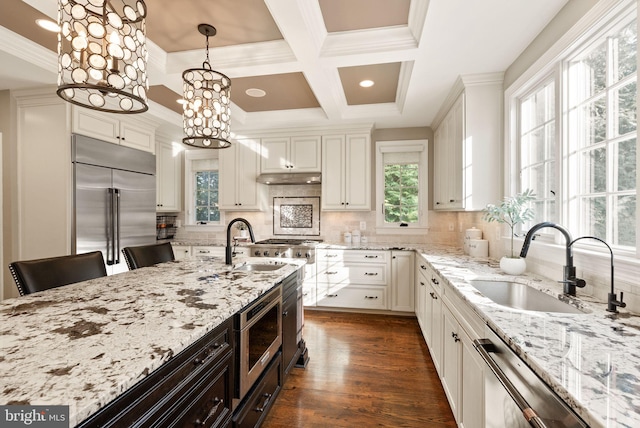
[261,137,289,173]
[260,135,321,173]
[321,133,371,211]
[289,136,321,172]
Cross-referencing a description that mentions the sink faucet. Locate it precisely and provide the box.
[519,222,585,296]
[569,236,625,313]
[226,218,255,265]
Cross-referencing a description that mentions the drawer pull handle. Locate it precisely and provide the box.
[364,272,378,276]
[452,332,460,343]
[429,292,438,300]
[420,281,425,286]
[194,397,222,426]
[198,250,210,254]
[325,254,338,258]
[326,271,338,275]
[364,255,378,258]
[431,277,439,285]
[327,294,338,298]
[255,393,273,413]
[365,296,378,299]
[420,264,427,270]
[283,310,289,317]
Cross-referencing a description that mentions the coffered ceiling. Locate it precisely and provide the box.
[0,0,568,134]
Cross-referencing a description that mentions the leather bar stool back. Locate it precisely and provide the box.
[122,242,175,270]
[9,251,107,296]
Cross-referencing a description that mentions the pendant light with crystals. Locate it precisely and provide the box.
[56,0,149,113]
[182,24,232,149]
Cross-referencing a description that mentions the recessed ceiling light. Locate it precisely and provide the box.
[246,88,266,98]
[176,99,187,105]
[36,19,59,32]
[359,80,375,88]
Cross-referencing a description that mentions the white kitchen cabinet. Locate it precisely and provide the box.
[433,73,502,211]
[415,263,428,334]
[391,250,414,312]
[460,328,484,428]
[261,135,321,173]
[415,259,443,374]
[219,138,266,211]
[427,272,443,375]
[72,107,156,153]
[156,139,182,212]
[13,91,72,263]
[441,304,461,419]
[321,133,371,211]
[172,245,191,260]
[315,249,390,309]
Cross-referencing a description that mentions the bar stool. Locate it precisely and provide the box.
[122,242,175,270]
[9,251,107,296]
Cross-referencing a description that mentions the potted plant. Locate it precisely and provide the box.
[483,188,535,275]
[235,222,248,238]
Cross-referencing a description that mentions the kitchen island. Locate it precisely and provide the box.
[0,257,303,426]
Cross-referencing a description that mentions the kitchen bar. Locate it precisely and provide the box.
[0,258,304,426]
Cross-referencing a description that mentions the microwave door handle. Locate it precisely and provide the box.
[114,188,121,264]
[473,339,548,428]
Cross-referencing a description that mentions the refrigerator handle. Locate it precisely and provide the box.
[115,188,121,264]
[107,188,115,265]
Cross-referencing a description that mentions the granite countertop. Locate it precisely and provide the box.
[0,257,303,427]
[414,247,640,428]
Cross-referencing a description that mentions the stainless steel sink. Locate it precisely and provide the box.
[469,280,585,314]
[233,263,286,272]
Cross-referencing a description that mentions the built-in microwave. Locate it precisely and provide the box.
[235,286,282,401]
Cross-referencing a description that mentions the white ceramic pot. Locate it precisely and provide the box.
[239,229,248,238]
[500,257,526,275]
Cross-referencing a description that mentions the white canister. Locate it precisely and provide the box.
[463,228,483,254]
[360,235,368,244]
[343,232,352,244]
[351,230,361,244]
[468,239,489,258]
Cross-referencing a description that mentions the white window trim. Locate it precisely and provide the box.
[183,149,225,232]
[504,0,639,266]
[375,140,429,234]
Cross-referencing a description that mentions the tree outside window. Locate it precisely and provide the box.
[384,163,419,223]
[195,170,220,223]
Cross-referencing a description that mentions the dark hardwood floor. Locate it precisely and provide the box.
[262,310,457,428]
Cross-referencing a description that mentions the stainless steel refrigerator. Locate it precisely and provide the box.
[72,134,156,275]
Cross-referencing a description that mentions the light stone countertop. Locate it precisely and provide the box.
[0,257,303,427]
[412,247,640,428]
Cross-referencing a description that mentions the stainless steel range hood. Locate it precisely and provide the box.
[257,172,321,185]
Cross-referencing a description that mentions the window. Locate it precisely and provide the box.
[195,170,220,223]
[376,140,428,231]
[184,150,224,228]
[518,79,557,228]
[566,18,637,248]
[513,3,637,252]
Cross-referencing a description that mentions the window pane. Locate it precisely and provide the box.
[194,170,219,223]
[383,162,419,224]
[614,20,637,82]
[617,81,637,136]
[617,138,636,191]
[583,97,607,146]
[568,41,607,107]
[583,147,606,193]
[584,196,607,240]
[615,195,636,246]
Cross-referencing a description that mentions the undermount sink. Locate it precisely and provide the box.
[469,279,585,314]
[233,263,286,272]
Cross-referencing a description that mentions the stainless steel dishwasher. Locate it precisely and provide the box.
[474,327,588,428]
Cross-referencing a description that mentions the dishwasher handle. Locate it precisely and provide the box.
[473,338,547,428]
